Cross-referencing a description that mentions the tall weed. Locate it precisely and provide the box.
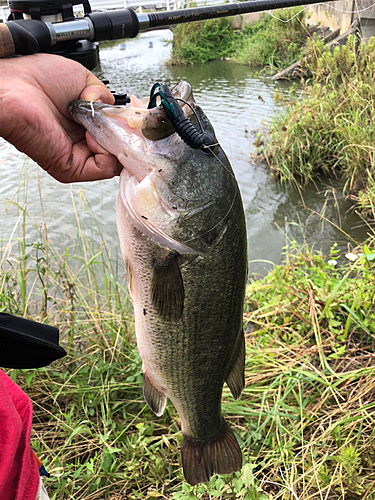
[266,35,375,213]
[169,18,235,65]
[169,8,308,68]
[233,8,308,69]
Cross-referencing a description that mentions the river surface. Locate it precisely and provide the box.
[0,30,368,276]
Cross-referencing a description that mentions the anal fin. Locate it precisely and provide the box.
[143,371,166,417]
[226,333,245,400]
[181,419,242,486]
[151,253,184,321]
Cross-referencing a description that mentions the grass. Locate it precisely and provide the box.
[232,8,308,69]
[241,240,375,499]
[1,168,375,499]
[169,9,308,69]
[265,35,375,215]
[169,18,236,65]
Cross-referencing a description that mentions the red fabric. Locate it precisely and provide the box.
[0,370,39,500]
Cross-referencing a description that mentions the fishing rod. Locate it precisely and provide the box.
[0,0,337,68]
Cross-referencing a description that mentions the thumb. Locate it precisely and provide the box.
[80,72,115,104]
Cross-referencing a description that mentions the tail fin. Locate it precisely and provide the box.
[181,419,242,486]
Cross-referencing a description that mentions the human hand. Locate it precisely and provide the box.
[0,53,122,183]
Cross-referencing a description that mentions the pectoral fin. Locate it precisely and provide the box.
[151,254,184,321]
[226,333,245,400]
[143,371,166,416]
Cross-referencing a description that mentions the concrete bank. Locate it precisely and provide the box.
[235,1,375,41]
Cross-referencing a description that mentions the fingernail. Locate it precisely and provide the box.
[83,93,102,102]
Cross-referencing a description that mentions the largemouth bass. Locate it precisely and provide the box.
[69,82,247,485]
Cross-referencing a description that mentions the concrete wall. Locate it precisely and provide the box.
[356,0,375,19]
[307,0,375,41]
[232,2,354,32]
[234,3,354,33]
[307,0,354,32]
[231,12,262,29]
[356,0,375,40]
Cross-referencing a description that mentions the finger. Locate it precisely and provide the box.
[85,131,110,155]
[42,139,121,183]
[81,73,115,104]
[70,140,121,182]
[90,152,122,179]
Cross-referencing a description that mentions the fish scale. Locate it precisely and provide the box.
[134,210,245,439]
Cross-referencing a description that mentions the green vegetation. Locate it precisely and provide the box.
[1,174,375,499]
[233,8,307,68]
[266,36,375,215]
[169,18,235,65]
[169,8,308,68]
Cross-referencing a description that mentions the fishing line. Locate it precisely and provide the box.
[204,143,237,182]
[265,5,312,22]
[320,1,375,13]
[175,98,241,244]
[176,97,248,245]
[180,182,238,246]
[173,97,239,182]
[175,98,205,134]
[179,145,240,246]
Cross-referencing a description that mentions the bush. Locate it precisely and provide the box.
[169,18,236,65]
[266,35,375,214]
[233,7,308,68]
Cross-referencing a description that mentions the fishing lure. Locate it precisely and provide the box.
[148,83,215,152]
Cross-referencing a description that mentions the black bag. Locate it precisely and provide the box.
[0,313,66,369]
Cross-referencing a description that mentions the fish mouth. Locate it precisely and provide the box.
[69,98,146,137]
[69,91,198,255]
[69,94,177,143]
[69,82,195,144]
[69,97,163,181]
[68,86,195,183]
